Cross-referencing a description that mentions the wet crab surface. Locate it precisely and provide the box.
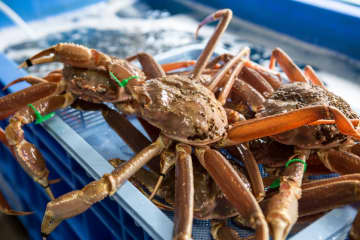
[1,1,360,240]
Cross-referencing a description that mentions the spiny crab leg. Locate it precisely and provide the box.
[195,147,269,240]
[266,150,309,240]
[3,93,74,200]
[41,135,172,237]
[193,9,233,79]
[174,144,194,240]
[221,105,360,146]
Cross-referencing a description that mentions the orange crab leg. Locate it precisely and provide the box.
[161,61,196,72]
[303,65,325,88]
[269,48,309,83]
[195,147,269,240]
[0,82,58,120]
[221,105,360,146]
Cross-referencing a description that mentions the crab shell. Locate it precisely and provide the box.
[132,75,228,146]
[256,82,359,149]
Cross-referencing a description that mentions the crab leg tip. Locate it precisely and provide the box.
[18,59,32,69]
[44,186,55,200]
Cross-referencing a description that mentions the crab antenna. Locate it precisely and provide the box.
[193,9,233,80]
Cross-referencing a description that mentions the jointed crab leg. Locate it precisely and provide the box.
[174,144,194,240]
[207,47,249,92]
[0,82,58,120]
[18,43,112,69]
[195,147,269,240]
[317,148,360,175]
[222,105,360,146]
[4,93,74,200]
[193,9,233,79]
[303,65,325,88]
[236,144,265,201]
[41,135,172,237]
[269,48,308,83]
[266,150,309,240]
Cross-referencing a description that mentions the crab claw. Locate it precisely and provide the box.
[19,43,112,69]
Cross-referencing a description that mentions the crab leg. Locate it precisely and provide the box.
[193,9,233,79]
[211,220,244,240]
[0,82,58,119]
[208,47,249,92]
[317,148,360,175]
[231,79,266,112]
[71,100,163,173]
[269,48,309,83]
[161,61,196,72]
[3,71,63,91]
[221,105,360,146]
[244,61,282,89]
[206,53,234,69]
[239,66,274,98]
[41,135,172,237]
[149,150,176,200]
[303,65,325,88]
[236,144,265,201]
[4,93,74,200]
[195,147,269,240]
[266,150,309,240]
[174,144,194,240]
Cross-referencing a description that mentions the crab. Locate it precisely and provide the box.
[1,8,360,240]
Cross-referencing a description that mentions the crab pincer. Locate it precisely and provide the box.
[18,43,112,69]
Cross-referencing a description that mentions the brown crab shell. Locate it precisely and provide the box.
[256,82,359,149]
[136,75,228,146]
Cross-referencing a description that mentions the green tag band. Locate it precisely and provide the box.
[269,157,307,189]
[285,158,308,172]
[28,104,55,124]
[109,72,139,88]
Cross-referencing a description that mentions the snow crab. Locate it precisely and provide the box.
[1,8,360,240]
